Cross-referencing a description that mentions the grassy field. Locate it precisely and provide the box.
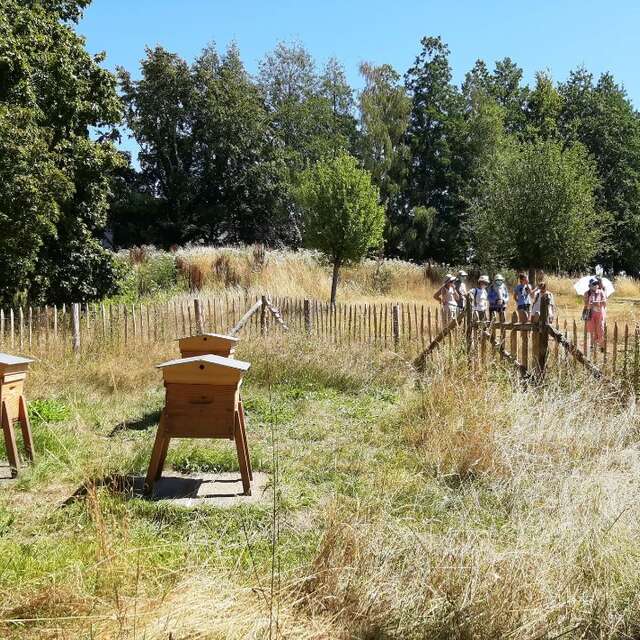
[126,245,640,325]
[2,320,640,638]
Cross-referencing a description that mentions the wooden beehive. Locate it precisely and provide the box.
[145,355,253,495]
[177,333,239,359]
[0,353,35,476]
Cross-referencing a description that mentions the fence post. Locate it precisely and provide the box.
[465,293,473,356]
[71,303,81,354]
[260,295,267,336]
[194,298,204,334]
[392,304,400,349]
[303,299,311,335]
[533,293,550,378]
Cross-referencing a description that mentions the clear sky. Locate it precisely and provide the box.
[78,0,640,156]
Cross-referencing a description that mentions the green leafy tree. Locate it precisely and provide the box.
[358,62,411,221]
[0,0,123,304]
[296,154,385,304]
[471,139,606,274]
[403,36,468,262]
[559,69,640,272]
[258,42,353,172]
[524,72,563,141]
[118,43,292,246]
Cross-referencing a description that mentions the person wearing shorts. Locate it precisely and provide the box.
[513,273,532,323]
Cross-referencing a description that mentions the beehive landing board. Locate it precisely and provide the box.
[141,471,269,507]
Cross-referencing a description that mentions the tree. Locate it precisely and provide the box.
[471,139,606,274]
[358,62,411,213]
[258,42,353,173]
[296,154,385,304]
[524,71,563,141]
[403,36,468,262]
[0,0,123,304]
[559,69,640,272]
[118,43,292,247]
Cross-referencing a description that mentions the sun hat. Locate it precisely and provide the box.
[457,270,468,278]
[494,273,504,281]
[444,273,455,283]
[478,275,490,284]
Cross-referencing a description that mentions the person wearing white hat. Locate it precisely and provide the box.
[454,270,468,312]
[470,275,490,321]
[488,274,509,322]
[434,274,461,324]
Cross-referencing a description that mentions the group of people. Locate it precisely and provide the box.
[434,271,555,324]
[434,271,609,348]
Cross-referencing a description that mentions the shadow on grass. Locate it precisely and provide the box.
[62,472,255,505]
[108,409,162,436]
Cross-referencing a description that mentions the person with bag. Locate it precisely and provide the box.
[583,277,607,351]
[488,274,509,322]
[513,273,532,323]
[434,274,461,324]
[470,275,490,321]
[531,282,555,323]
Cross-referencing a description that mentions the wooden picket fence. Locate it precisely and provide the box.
[414,293,640,390]
[1,293,639,387]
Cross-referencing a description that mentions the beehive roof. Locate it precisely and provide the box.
[176,332,239,343]
[157,354,250,371]
[0,353,34,366]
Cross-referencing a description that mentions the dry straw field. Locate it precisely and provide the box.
[2,248,640,639]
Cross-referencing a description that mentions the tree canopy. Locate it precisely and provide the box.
[0,0,123,304]
[295,153,385,303]
[471,139,606,272]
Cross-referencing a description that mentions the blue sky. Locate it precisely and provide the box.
[78,0,640,156]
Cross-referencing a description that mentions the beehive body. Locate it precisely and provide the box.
[0,356,32,424]
[178,333,239,359]
[145,354,253,495]
[0,371,26,422]
[164,383,238,438]
[0,353,35,475]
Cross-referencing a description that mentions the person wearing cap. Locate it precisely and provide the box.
[582,277,607,351]
[531,282,555,323]
[469,275,490,321]
[513,273,532,323]
[488,274,509,322]
[434,274,461,323]
[454,270,468,311]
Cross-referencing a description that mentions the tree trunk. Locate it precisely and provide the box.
[330,258,341,305]
[528,267,536,286]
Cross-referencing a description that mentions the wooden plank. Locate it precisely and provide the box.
[230,299,263,336]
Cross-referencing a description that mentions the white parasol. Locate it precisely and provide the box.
[574,276,615,297]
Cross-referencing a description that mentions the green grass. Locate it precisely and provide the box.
[2,335,640,638]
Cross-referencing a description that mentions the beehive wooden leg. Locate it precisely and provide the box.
[234,411,251,496]
[238,400,253,481]
[1,400,19,478]
[18,395,35,462]
[144,414,170,495]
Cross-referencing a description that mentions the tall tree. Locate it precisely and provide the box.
[402,36,468,262]
[559,70,640,272]
[358,62,411,212]
[524,71,563,141]
[118,43,292,246]
[258,42,351,172]
[0,0,123,304]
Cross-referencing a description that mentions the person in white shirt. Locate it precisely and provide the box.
[531,282,555,323]
[454,270,468,312]
[469,275,490,321]
[434,274,461,323]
